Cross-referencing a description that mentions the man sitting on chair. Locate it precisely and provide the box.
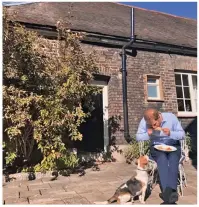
[136,108,185,204]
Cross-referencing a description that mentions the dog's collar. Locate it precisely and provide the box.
[137,167,148,171]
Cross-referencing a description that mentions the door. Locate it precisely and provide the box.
[74,91,104,152]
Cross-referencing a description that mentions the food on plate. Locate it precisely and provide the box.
[156,145,173,151]
[166,147,172,151]
[157,146,164,150]
[155,127,162,131]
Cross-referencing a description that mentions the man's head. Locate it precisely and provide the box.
[144,108,162,129]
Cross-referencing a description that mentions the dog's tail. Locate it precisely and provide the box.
[93,195,117,204]
[107,195,117,203]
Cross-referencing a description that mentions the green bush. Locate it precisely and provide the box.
[185,132,192,150]
[124,137,150,163]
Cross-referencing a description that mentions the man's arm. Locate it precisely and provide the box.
[136,118,150,141]
[169,114,185,140]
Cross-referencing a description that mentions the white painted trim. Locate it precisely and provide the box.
[175,72,197,113]
[103,85,109,152]
[147,77,160,99]
[188,74,195,112]
[177,112,197,117]
[90,81,109,152]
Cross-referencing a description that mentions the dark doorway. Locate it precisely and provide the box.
[74,91,104,152]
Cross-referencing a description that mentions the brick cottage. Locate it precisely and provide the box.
[6,2,197,161]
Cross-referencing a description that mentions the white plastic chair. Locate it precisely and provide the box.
[178,139,188,196]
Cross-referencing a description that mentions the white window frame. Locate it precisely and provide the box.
[90,80,109,152]
[175,72,197,117]
[147,76,161,100]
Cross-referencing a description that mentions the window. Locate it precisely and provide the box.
[146,75,163,100]
[175,72,197,115]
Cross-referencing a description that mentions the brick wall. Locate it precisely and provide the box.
[82,44,197,144]
[42,38,197,145]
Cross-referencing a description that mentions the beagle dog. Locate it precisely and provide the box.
[94,155,149,205]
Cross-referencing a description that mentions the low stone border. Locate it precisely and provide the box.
[3,171,54,183]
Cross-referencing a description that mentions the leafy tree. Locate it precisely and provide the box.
[3,8,100,172]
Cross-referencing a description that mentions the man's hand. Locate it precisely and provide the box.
[147,128,153,136]
[162,128,170,136]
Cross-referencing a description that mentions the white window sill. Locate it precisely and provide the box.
[177,112,197,117]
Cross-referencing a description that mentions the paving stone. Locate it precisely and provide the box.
[3,182,21,189]
[27,183,51,191]
[29,190,79,201]
[79,191,108,203]
[63,197,90,204]
[101,190,115,199]
[3,192,19,201]
[42,176,70,183]
[40,188,65,195]
[98,177,122,183]
[4,197,28,204]
[145,197,162,205]
[25,179,43,186]
[48,183,66,190]
[19,190,41,199]
[97,185,117,193]
[72,185,99,194]
[108,180,124,187]
[186,185,197,193]
[29,198,65,204]
[183,187,197,196]
[178,195,197,204]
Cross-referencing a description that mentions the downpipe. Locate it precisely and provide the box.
[120,8,136,143]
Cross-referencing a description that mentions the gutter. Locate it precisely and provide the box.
[120,8,136,143]
[16,22,197,57]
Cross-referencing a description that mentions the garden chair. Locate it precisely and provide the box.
[178,139,188,196]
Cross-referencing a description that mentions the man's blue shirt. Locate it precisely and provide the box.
[136,112,185,146]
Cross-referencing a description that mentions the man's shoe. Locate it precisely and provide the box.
[163,187,173,203]
[169,191,178,204]
[159,193,164,200]
[161,202,177,205]
[163,187,178,204]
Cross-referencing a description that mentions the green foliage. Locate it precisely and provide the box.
[3,8,100,171]
[124,137,150,163]
[185,132,192,150]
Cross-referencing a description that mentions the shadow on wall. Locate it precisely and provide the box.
[104,115,123,162]
[184,117,197,169]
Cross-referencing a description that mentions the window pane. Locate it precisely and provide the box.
[192,75,197,97]
[185,100,192,111]
[183,87,190,98]
[192,75,197,89]
[147,78,157,83]
[176,86,183,98]
[177,99,185,111]
[175,74,181,85]
[182,75,189,86]
[195,99,197,112]
[147,85,157,98]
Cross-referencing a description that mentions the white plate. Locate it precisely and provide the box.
[154,145,177,152]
